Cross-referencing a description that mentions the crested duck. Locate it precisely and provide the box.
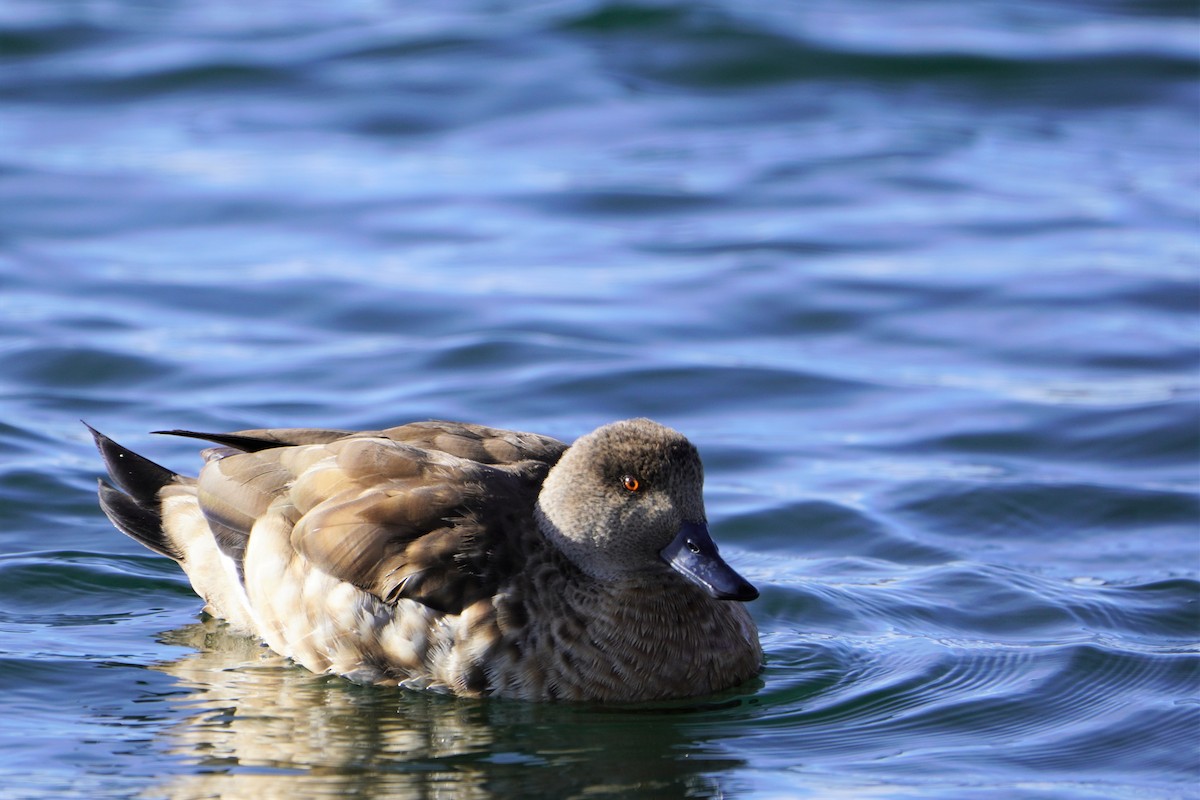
[89,418,762,702]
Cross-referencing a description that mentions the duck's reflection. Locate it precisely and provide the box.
[146,617,751,799]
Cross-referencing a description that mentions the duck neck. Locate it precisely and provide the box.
[534,500,622,581]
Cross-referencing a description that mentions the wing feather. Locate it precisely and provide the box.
[189,424,566,614]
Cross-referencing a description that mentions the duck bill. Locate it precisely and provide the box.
[659,521,759,602]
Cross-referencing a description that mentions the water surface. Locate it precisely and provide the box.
[1,1,1197,798]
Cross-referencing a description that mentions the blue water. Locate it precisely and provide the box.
[1,1,1198,798]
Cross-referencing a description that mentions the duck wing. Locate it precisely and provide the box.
[171,422,567,614]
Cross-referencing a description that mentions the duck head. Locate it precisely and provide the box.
[537,418,758,602]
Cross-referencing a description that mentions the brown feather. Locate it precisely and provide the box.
[287,438,552,614]
[186,427,564,615]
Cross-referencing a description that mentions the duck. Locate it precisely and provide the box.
[88,418,762,703]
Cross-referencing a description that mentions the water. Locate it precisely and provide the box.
[1,1,1198,797]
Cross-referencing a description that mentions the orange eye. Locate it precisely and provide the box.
[622,475,640,492]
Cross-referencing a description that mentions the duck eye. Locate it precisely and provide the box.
[621,475,641,492]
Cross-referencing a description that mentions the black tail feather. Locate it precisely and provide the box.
[153,429,295,453]
[97,479,183,560]
[85,422,182,561]
[85,422,176,507]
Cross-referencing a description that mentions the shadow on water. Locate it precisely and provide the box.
[140,617,757,799]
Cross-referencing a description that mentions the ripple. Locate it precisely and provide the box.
[883,479,1199,579]
[745,634,1200,783]
[2,344,168,389]
[557,2,1198,101]
[525,361,871,420]
[0,553,192,624]
[0,20,103,60]
[724,500,952,564]
[1065,578,1200,645]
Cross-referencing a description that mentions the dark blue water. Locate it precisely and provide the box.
[1,2,1198,798]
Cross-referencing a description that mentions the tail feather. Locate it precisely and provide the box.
[153,428,346,452]
[85,422,176,506]
[97,479,183,560]
[85,422,183,561]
